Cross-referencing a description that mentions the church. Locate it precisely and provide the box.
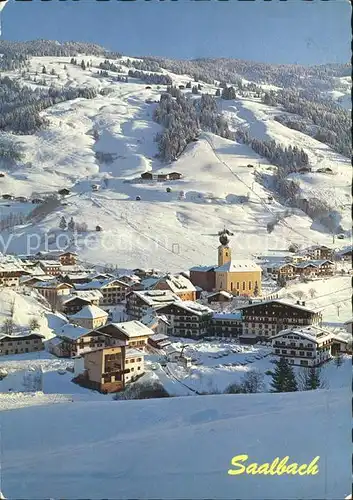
[190,233,262,297]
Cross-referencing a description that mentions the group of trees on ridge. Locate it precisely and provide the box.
[153,87,236,161]
[263,89,351,158]
[0,75,97,135]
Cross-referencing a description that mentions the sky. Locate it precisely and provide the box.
[1,0,351,65]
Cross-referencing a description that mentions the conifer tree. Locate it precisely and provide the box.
[304,366,321,390]
[59,216,67,230]
[68,217,75,232]
[270,357,297,392]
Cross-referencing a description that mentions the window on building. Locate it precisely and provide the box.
[242,282,245,291]
[230,282,233,291]
[249,282,251,290]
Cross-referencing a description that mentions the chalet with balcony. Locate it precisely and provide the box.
[155,301,213,339]
[39,260,62,276]
[74,278,131,305]
[211,312,242,338]
[0,332,44,356]
[59,252,77,266]
[73,345,145,393]
[33,281,73,306]
[300,245,334,261]
[125,290,180,320]
[267,262,296,281]
[59,296,92,316]
[237,299,322,343]
[0,258,27,287]
[94,321,153,351]
[271,325,348,367]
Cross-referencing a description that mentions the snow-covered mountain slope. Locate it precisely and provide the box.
[0,54,351,270]
[0,288,65,340]
[1,388,350,499]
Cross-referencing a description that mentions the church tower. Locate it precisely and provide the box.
[218,233,231,267]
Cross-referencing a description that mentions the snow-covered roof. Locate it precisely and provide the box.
[60,295,92,306]
[160,300,213,316]
[0,257,26,273]
[189,265,215,272]
[39,260,62,267]
[132,290,181,306]
[109,320,153,338]
[60,265,87,274]
[56,324,90,340]
[155,274,196,294]
[208,290,233,299]
[125,348,145,358]
[215,260,262,273]
[149,333,170,342]
[74,278,128,290]
[0,332,45,341]
[237,299,320,314]
[72,290,103,301]
[271,325,346,344]
[33,280,72,289]
[69,305,108,320]
[212,312,242,320]
[140,277,160,289]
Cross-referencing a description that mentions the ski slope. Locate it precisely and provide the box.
[0,388,350,500]
[0,55,351,271]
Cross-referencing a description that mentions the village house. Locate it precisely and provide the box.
[336,246,352,261]
[73,345,127,393]
[148,333,172,350]
[237,299,322,343]
[59,296,93,316]
[71,328,124,357]
[74,278,131,305]
[124,348,145,384]
[95,321,153,351]
[189,265,216,292]
[0,258,27,287]
[0,332,44,356]
[140,309,170,336]
[59,252,77,266]
[267,262,296,281]
[207,290,233,304]
[152,274,197,301]
[140,171,182,182]
[39,260,62,276]
[48,324,91,358]
[73,345,145,393]
[60,272,92,285]
[68,305,108,330]
[271,325,349,367]
[58,188,70,196]
[300,245,334,261]
[32,281,73,306]
[57,290,103,314]
[211,312,243,338]
[125,290,181,320]
[155,301,213,339]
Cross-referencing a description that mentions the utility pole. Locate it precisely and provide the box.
[336,304,341,317]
